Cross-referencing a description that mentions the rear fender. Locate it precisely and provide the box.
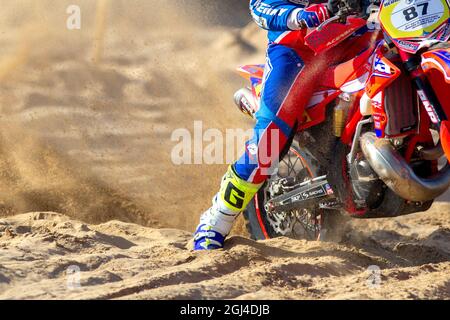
[236,64,265,99]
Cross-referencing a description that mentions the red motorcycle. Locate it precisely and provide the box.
[234,0,450,240]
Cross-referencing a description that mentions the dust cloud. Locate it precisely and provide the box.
[1,1,449,300]
[0,0,263,231]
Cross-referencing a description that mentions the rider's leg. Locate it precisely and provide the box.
[194,44,309,250]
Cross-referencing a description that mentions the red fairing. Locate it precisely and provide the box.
[422,49,450,84]
[421,49,450,120]
[304,17,367,54]
[441,120,450,163]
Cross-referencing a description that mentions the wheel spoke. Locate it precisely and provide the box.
[263,147,323,240]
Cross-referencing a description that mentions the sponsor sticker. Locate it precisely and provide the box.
[380,0,449,38]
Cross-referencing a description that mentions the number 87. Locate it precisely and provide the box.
[403,3,429,21]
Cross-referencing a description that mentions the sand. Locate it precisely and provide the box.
[0,204,449,300]
[0,1,448,300]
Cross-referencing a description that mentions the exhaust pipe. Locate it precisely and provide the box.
[360,132,450,202]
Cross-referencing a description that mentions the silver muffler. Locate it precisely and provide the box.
[360,132,450,202]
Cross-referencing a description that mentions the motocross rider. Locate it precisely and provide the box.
[194,0,344,250]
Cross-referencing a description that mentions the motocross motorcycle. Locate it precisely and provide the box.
[233,0,450,240]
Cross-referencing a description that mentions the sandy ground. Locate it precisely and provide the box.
[0,204,449,300]
[0,1,449,300]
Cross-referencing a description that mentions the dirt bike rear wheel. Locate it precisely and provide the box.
[243,141,336,241]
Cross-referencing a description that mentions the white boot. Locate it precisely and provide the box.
[194,166,262,250]
[194,195,239,250]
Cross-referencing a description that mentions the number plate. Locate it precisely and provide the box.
[380,0,449,39]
